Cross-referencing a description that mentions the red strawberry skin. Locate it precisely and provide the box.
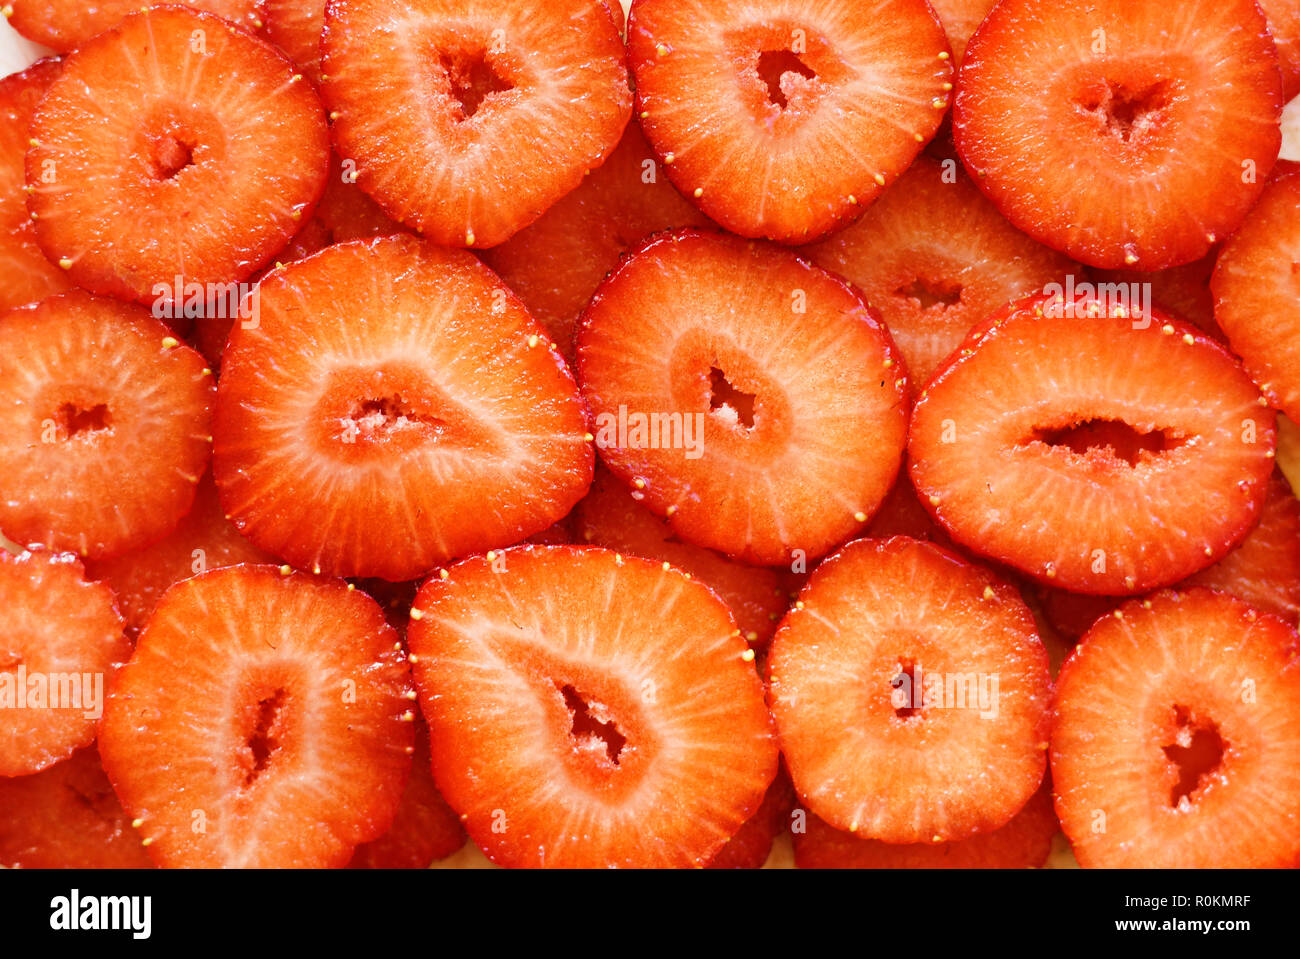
[0,747,153,869]
[407,545,778,868]
[99,566,414,868]
[7,0,268,52]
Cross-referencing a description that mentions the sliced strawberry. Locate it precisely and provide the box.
[793,779,1058,868]
[954,0,1283,270]
[707,767,795,869]
[1037,588,1119,642]
[0,747,152,868]
[627,0,952,242]
[803,155,1075,384]
[0,550,130,777]
[864,469,951,545]
[263,0,323,83]
[213,234,592,581]
[1052,589,1300,867]
[1212,171,1300,422]
[322,0,631,248]
[769,537,1052,843]
[0,291,214,560]
[406,545,777,868]
[27,7,330,305]
[576,229,909,566]
[0,58,72,312]
[349,718,466,869]
[909,292,1276,594]
[85,473,275,637]
[7,0,267,52]
[928,0,997,65]
[1261,0,1300,100]
[482,122,710,364]
[99,565,413,867]
[574,466,790,648]
[1095,252,1222,339]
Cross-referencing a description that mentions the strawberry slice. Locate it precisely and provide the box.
[1212,171,1300,422]
[954,0,1283,270]
[213,234,592,581]
[909,292,1276,594]
[928,0,997,65]
[6,0,267,52]
[793,780,1059,869]
[99,565,414,868]
[0,747,152,869]
[627,0,952,242]
[85,472,275,637]
[576,229,909,566]
[864,469,952,546]
[406,545,778,868]
[322,0,632,248]
[1261,0,1300,100]
[26,7,330,305]
[769,537,1053,843]
[574,466,790,649]
[0,58,72,313]
[1052,589,1300,867]
[348,718,466,869]
[707,768,796,869]
[0,291,214,560]
[803,155,1075,384]
[0,550,130,777]
[482,122,711,364]
[263,0,323,83]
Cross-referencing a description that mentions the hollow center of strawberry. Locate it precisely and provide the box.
[1076,79,1171,144]
[54,401,112,439]
[341,395,445,446]
[439,49,513,121]
[1035,418,1175,466]
[896,277,963,311]
[242,688,287,788]
[148,133,195,180]
[559,683,626,766]
[891,659,925,720]
[757,48,817,109]
[708,366,756,429]
[1162,706,1225,809]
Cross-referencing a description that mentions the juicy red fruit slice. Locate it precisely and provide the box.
[909,292,1276,594]
[769,537,1053,843]
[7,0,267,53]
[322,0,631,248]
[954,0,1283,270]
[0,291,214,560]
[99,566,414,868]
[263,0,324,83]
[0,58,72,312]
[1052,590,1300,868]
[0,747,152,869]
[27,7,329,305]
[1212,171,1300,422]
[213,234,592,581]
[628,0,952,242]
[803,155,1076,385]
[793,780,1059,869]
[577,229,909,566]
[406,546,778,868]
[0,550,130,777]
